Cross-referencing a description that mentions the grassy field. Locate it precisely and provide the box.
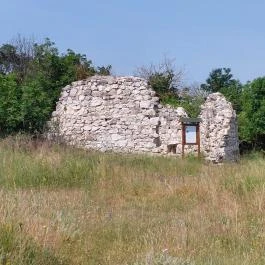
[0,135,264,265]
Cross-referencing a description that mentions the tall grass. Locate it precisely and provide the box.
[0,135,264,264]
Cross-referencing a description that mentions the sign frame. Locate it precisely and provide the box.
[180,118,201,158]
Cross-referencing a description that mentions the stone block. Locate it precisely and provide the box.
[140,101,151,109]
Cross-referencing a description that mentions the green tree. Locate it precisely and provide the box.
[0,44,19,74]
[201,68,234,92]
[0,74,23,133]
[201,68,242,112]
[0,35,35,81]
[178,86,205,118]
[239,77,265,149]
[136,57,183,100]
[136,58,204,117]
[219,80,242,112]
[20,80,53,133]
[97,65,112,76]
[0,36,111,134]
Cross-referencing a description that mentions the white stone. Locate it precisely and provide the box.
[48,76,239,162]
[149,117,160,125]
[140,101,151,109]
[69,88,77,97]
[90,98,102,107]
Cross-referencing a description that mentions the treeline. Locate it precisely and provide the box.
[0,37,264,151]
[0,36,111,134]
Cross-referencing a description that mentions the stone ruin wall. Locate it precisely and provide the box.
[200,93,239,162]
[48,76,239,162]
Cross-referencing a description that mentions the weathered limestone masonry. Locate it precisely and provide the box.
[200,93,239,162]
[49,76,162,153]
[48,76,239,162]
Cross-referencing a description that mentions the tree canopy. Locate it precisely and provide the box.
[200,68,242,112]
[238,77,265,149]
[0,37,111,134]
[200,68,235,92]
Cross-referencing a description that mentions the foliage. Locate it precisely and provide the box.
[201,68,235,93]
[159,92,204,118]
[200,68,243,112]
[0,44,20,74]
[238,77,265,149]
[0,36,35,82]
[219,80,242,112]
[136,58,204,117]
[136,57,182,98]
[0,74,22,133]
[97,65,112,76]
[0,37,111,134]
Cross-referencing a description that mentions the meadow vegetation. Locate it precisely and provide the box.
[0,135,264,265]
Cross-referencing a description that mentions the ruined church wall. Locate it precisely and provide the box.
[49,76,239,162]
[49,76,163,153]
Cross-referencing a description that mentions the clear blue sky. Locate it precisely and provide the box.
[1,0,265,84]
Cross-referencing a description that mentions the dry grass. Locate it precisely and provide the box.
[0,135,264,264]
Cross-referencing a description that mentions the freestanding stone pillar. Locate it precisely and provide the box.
[200,93,239,162]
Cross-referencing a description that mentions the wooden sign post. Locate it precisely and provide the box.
[180,118,201,158]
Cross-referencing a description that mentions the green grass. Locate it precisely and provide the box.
[0,135,264,264]
[0,135,201,189]
[0,223,68,265]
